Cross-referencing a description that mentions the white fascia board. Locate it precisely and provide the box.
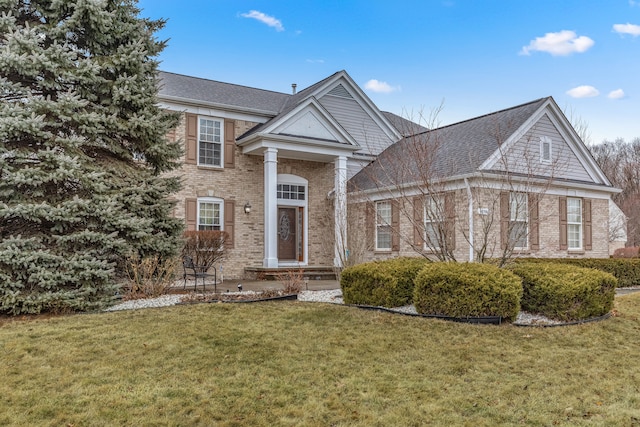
[258,97,359,147]
[479,99,612,186]
[544,100,612,185]
[466,172,621,197]
[158,96,275,122]
[240,133,360,157]
[310,71,402,142]
[348,173,475,203]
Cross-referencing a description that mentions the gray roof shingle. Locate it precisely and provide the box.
[157,71,291,114]
[349,97,549,191]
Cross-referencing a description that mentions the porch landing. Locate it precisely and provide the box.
[244,266,337,281]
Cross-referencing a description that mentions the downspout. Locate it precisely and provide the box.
[464,178,474,262]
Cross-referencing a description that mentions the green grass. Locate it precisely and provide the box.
[1,295,640,426]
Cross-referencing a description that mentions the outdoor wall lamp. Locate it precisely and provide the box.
[244,202,252,214]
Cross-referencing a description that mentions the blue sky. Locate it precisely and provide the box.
[137,0,640,145]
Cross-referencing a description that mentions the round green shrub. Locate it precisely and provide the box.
[341,257,429,307]
[512,258,640,288]
[508,262,617,321]
[413,262,522,321]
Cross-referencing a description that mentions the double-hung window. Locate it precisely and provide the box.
[567,197,582,250]
[198,198,223,231]
[509,192,528,248]
[198,117,223,167]
[424,196,444,249]
[375,201,392,251]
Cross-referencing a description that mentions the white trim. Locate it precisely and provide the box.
[509,192,529,249]
[277,174,308,266]
[567,197,583,250]
[375,201,393,251]
[197,115,224,168]
[539,136,552,164]
[197,197,224,231]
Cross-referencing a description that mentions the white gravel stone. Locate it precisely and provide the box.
[104,289,590,326]
[104,294,183,311]
[298,289,343,304]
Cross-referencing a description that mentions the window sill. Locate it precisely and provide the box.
[374,250,393,254]
[197,165,224,171]
[567,250,585,255]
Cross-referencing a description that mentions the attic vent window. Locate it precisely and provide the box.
[327,84,353,99]
[540,136,552,164]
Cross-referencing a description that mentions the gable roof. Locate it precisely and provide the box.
[237,70,401,146]
[350,98,549,191]
[158,70,402,151]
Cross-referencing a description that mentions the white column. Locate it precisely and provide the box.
[334,156,348,268]
[263,148,278,267]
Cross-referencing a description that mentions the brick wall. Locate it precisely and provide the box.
[168,113,336,279]
[349,188,611,264]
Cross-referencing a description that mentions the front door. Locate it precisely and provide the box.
[278,207,302,262]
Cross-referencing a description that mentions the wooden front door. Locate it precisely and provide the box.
[277,207,302,261]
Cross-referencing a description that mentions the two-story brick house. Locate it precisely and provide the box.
[158,70,401,279]
[159,71,623,279]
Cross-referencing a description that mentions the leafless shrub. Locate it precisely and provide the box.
[124,255,178,299]
[276,268,304,294]
[181,230,228,270]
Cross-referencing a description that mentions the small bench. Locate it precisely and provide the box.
[182,256,218,292]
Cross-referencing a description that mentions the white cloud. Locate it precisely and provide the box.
[613,23,640,36]
[240,10,284,32]
[520,30,594,56]
[631,0,639,7]
[608,89,625,99]
[305,59,325,64]
[566,85,600,98]
[364,79,400,94]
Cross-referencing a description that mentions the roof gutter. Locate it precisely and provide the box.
[158,94,278,118]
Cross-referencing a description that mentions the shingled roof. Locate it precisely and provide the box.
[349,97,550,191]
[157,71,290,115]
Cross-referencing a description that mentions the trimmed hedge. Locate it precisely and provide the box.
[513,258,640,288]
[509,262,616,321]
[413,262,522,322]
[341,257,429,307]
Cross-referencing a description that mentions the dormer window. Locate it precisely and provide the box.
[540,136,552,164]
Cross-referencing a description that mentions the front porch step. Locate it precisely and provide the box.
[244,266,337,281]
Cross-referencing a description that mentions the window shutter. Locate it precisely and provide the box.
[584,199,592,251]
[559,197,568,250]
[224,119,236,169]
[500,192,509,250]
[391,200,400,251]
[185,198,197,230]
[413,197,424,249]
[185,113,197,165]
[365,202,375,249]
[445,192,456,251]
[224,200,235,248]
[528,194,539,250]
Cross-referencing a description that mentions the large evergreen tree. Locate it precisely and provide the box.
[0,0,183,314]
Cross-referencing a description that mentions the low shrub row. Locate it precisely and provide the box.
[340,257,428,308]
[513,257,640,288]
[508,262,616,321]
[341,258,618,322]
[414,262,522,321]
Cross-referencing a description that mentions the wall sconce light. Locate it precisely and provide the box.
[244,202,252,214]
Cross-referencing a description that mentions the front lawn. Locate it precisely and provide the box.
[1,295,640,426]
